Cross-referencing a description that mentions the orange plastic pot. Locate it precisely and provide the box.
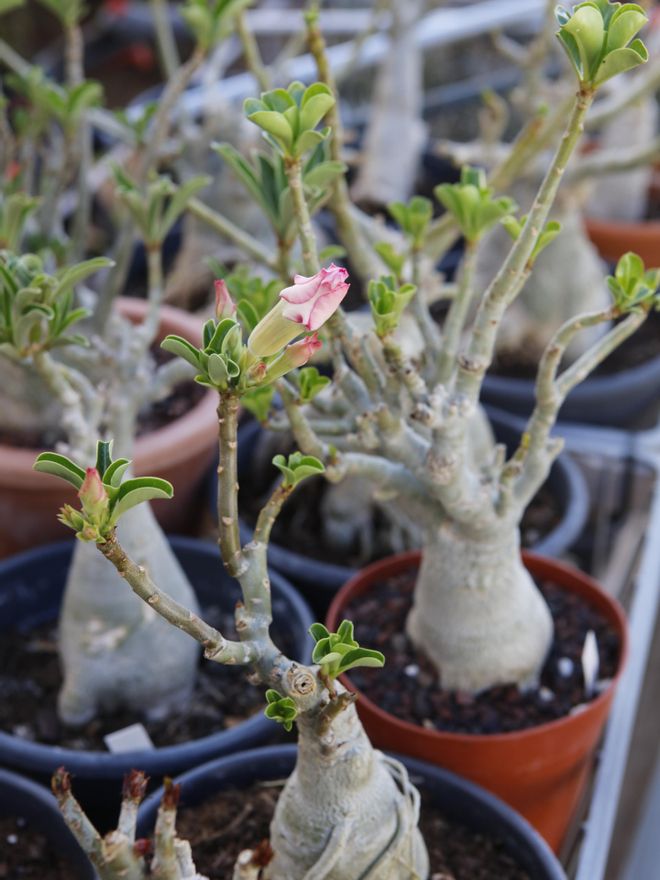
[0,299,218,556]
[327,550,628,853]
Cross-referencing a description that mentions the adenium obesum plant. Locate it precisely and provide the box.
[38,271,429,879]
[237,1,656,694]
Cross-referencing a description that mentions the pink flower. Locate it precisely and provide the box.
[214,279,236,320]
[78,468,108,519]
[279,264,349,331]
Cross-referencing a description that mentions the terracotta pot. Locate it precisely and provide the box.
[584,166,660,265]
[0,299,218,556]
[326,550,628,853]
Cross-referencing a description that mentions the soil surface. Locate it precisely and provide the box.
[489,310,660,381]
[240,459,561,569]
[169,782,530,880]
[0,605,294,751]
[0,816,73,880]
[345,571,620,734]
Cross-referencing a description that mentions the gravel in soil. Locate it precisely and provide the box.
[169,782,530,879]
[345,571,620,734]
[0,605,294,751]
[0,817,73,880]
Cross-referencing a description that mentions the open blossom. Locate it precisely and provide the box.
[248,265,349,357]
[280,264,349,331]
[214,279,236,320]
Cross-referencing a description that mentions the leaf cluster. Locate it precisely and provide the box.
[264,689,298,731]
[216,141,344,244]
[388,196,432,250]
[0,251,110,358]
[309,621,385,681]
[368,275,416,338]
[272,451,325,488]
[607,252,660,313]
[244,81,335,158]
[34,440,173,542]
[181,0,252,50]
[113,170,210,248]
[435,167,516,243]
[556,1,648,87]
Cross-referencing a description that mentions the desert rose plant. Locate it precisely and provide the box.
[37,268,430,879]
[0,0,272,727]
[234,1,656,692]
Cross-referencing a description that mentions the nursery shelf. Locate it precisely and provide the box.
[557,420,660,879]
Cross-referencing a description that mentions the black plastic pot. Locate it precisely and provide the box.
[481,349,660,427]
[226,409,588,613]
[0,537,313,821]
[136,744,566,880]
[0,768,95,879]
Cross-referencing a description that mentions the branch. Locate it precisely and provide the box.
[511,308,646,510]
[568,135,660,182]
[435,239,478,385]
[98,530,254,665]
[455,87,595,405]
[236,10,270,92]
[217,393,243,578]
[187,197,280,273]
[284,156,320,276]
[151,0,181,80]
[148,358,197,404]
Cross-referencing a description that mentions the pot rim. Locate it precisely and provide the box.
[0,536,313,777]
[136,743,566,880]
[326,549,629,745]
[0,298,217,488]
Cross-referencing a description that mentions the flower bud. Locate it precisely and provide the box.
[262,333,322,383]
[214,279,236,320]
[78,468,109,520]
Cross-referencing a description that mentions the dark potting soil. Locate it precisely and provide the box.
[241,467,560,569]
[488,310,660,382]
[345,571,619,735]
[0,605,294,751]
[0,816,72,880]
[169,782,530,880]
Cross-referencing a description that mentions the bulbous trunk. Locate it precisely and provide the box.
[266,696,428,879]
[57,502,200,726]
[406,521,553,693]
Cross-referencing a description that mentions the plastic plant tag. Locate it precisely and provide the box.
[104,723,155,753]
[581,630,600,699]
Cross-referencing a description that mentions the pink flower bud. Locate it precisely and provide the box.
[214,279,236,320]
[280,264,349,331]
[262,333,322,383]
[78,468,109,519]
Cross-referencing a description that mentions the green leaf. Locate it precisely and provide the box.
[103,458,131,488]
[338,647,385,672]
[240,385,274,422]
[161,335,202,370]
[95,440,113,478]
[309,622,330,643]
[246,110,293,148]
[33,452,86,489]
[594,40,648,84]
[112,477,174,520]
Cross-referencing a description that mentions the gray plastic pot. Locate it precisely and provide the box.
[136,744,566,880]
[0,768,95,879]
[0,536,313,824]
